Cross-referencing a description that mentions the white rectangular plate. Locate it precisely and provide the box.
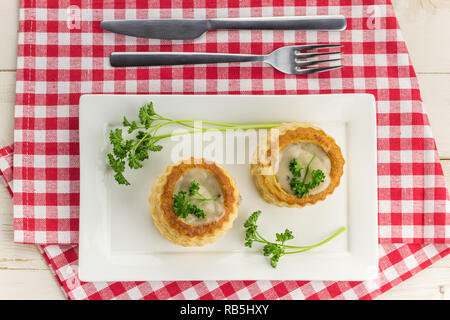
[79,94,378,282]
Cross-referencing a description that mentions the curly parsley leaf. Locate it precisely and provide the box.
[139,102,157,129]
[309,169,326,189]
[123,116,139,134]
[289,158,303,178]
[276,229,295,243]
[173,191,206,219]
[107,104,165,185]
[107,154,130,186]
[243,210,261,248]
[127,152,143,169]
[172,181,221,220]
[244,210,261,229]
[289,177,309,198]
[188,180,200,196]
[263,243,284,268]
[187,180,220,202]
[288,155,325,199]
[109,128,129,159]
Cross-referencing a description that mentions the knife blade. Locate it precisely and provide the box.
[101,15,347,40]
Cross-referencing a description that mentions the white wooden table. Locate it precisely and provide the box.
[0,0,449,300]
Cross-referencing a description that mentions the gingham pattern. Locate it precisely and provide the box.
[3,0,449,300]
[13,0,450,245]
[38,242,450,300]
[0,149,450,300]
[1,147,449,299]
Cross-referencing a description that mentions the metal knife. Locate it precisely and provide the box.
[101,15,347,40]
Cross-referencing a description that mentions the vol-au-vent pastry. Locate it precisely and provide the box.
[149,158,240,246]
[250,122,345,207]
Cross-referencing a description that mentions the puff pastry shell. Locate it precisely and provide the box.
[149,158,240,246]
[250,122,345,207]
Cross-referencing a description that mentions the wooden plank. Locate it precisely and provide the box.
[0,72,16,148]
[391,0,450,73]
[0,191,66,299]
[0,270,65,300]
[0,181,66,299]
[442,159,450,188]
[416,74,450,158]
[0,197,48,270]
[376,258,450,299]
[0,0,19,70]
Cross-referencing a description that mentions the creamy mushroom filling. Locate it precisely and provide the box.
[276,142,331,195]
[173,168,225,226]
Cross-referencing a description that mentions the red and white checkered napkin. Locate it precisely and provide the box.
[0,160,448,299]
[2,0,448,299]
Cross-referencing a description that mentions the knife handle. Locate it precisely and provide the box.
[209,15,346,31]
[110,52,263,67]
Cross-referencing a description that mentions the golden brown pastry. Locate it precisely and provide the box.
[250,122,345,207]
[149,158,240,246]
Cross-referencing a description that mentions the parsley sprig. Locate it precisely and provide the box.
[107,102,281,185]
[288,155,325,198]
[244,210,346,268]
[173,180,220,219]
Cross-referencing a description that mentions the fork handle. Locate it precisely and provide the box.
[110,52,263,67]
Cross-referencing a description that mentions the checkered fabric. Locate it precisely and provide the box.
[37,243,450,299]
[1,148,450,299]
[13,0,450,245]
[2,0,449,300]
[0,146,450,300]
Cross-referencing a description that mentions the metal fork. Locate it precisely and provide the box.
[109,44,343,75]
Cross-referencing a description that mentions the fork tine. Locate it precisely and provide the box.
[295,65,343,75]
[295,58,342,67]
[292,44,344,52]
[295,51,343,59]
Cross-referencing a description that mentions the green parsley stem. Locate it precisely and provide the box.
[180,120,237,127]
[153,115,260,129]
[130,120,193,151]
[130,119,197,151]
[253,226,346,251]
[152,123,281,140]
[282,249,310,254]
[189,195,220,202]
[255,230,270,244]
[302,154,316,183]
[163,119,264,130]
[158,119,237,129]
[283,226,346,254]
[159,117,252,128]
